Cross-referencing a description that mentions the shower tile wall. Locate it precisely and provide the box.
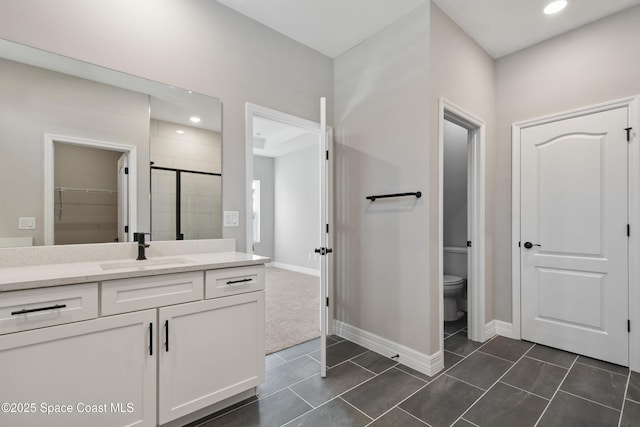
[150,119,222,240]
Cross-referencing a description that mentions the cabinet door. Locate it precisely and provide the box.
[0,310,156,427]
[158,291,265,424]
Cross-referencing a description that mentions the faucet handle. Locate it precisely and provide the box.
[134,232,151,248]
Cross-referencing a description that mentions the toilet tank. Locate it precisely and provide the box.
[443,246,467,278]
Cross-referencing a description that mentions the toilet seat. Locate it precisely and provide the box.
[443,275,464,287]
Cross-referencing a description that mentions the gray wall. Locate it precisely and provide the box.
[443,120,468,248]
[252,155,274,260]
[493,4,640,322]
[0,58,149,245]
[274,143,320,271]
[428,3,496,350]
[0,0,334,252]
[334,4,430,354]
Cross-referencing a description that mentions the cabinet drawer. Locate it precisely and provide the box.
[102,271,204,315]
[205,266,264,299]
[0,283,98,335]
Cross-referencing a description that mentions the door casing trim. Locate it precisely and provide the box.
[511,96,640,371]
[44,133,137,245]
[244,103,334,337]
[438,98,486,347]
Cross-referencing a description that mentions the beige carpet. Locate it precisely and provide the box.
[265,267,320,354]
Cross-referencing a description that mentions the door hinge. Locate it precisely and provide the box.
[628,224,631,237]
[326,150,329,160]
[326,297,329,307]
[467,241,472,247]
[124,225,129,233]
[625,127,632,142]
[124,167,129,175]
[628,319,631,332]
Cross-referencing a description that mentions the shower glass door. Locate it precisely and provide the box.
[151,167,222,241]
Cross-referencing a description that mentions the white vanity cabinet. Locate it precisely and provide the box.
[0,262,266,427]
[0,308,156,427]
[158,291,265,423]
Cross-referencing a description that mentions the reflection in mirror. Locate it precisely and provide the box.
[0,39,222,246]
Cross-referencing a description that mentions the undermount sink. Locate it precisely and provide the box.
[100,258,191,271]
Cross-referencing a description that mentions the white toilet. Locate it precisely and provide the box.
[443,275,465,321]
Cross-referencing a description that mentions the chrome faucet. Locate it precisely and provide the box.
[134,232,150,260]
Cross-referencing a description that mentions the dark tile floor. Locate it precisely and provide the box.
[189,321,640,426]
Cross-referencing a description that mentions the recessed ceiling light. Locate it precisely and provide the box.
[176,130,185,134]
[544,0,567,15]
[190,116,201,123]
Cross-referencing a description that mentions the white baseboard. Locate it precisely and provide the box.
[271,262,320,277]
[334,320,443,377]
[485,320,514,340]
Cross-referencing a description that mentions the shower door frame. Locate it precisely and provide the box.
[150,165,222,240]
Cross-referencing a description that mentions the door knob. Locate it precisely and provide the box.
[523,241,541,249]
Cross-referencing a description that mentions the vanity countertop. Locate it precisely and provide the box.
[0,251,269,292]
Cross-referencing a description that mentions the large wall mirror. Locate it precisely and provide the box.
[0,39,222,247]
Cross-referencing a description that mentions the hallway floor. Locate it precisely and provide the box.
[189,324,640,426]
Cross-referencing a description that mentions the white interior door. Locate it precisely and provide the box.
[520,107,629,366]
[319,97,331,378]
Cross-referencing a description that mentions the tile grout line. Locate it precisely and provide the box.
[338,396,375,422]
[280,396,341,427]
[364,379,431,425]
[395,365,434,383]
[574,360,629,378]
[450,342,536,426]
[364,332,498,426]
[395,405,432,426]
[257,356,322,399]
[559,389,623,413]
[350,358,398,376]
[476,348,526,364]
[496,380,551,402]
[287,386,317,410]
[618,370,632,427]
[523,354,574,370]
[443,373,487,392]
[533,352,579,426]
[460,417,482,427]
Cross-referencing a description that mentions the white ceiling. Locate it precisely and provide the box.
[252,116,318,158]
[217,0,640,59]
[432,0,640,58]
[217,0,427,58]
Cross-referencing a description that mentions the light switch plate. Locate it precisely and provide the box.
[223,211,240,227]
[18,217,36,230]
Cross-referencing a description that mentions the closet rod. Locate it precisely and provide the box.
[366,191,422,201]
[56,186,117,194]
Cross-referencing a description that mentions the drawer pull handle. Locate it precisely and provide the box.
[226,278,252,285]
[149,323,153,356]
[165,320,169,352]
[11,304,67,316]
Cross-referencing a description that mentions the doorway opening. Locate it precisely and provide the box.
[438,99,486,356]
[246,105,330,357]
[44,134,137,245]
